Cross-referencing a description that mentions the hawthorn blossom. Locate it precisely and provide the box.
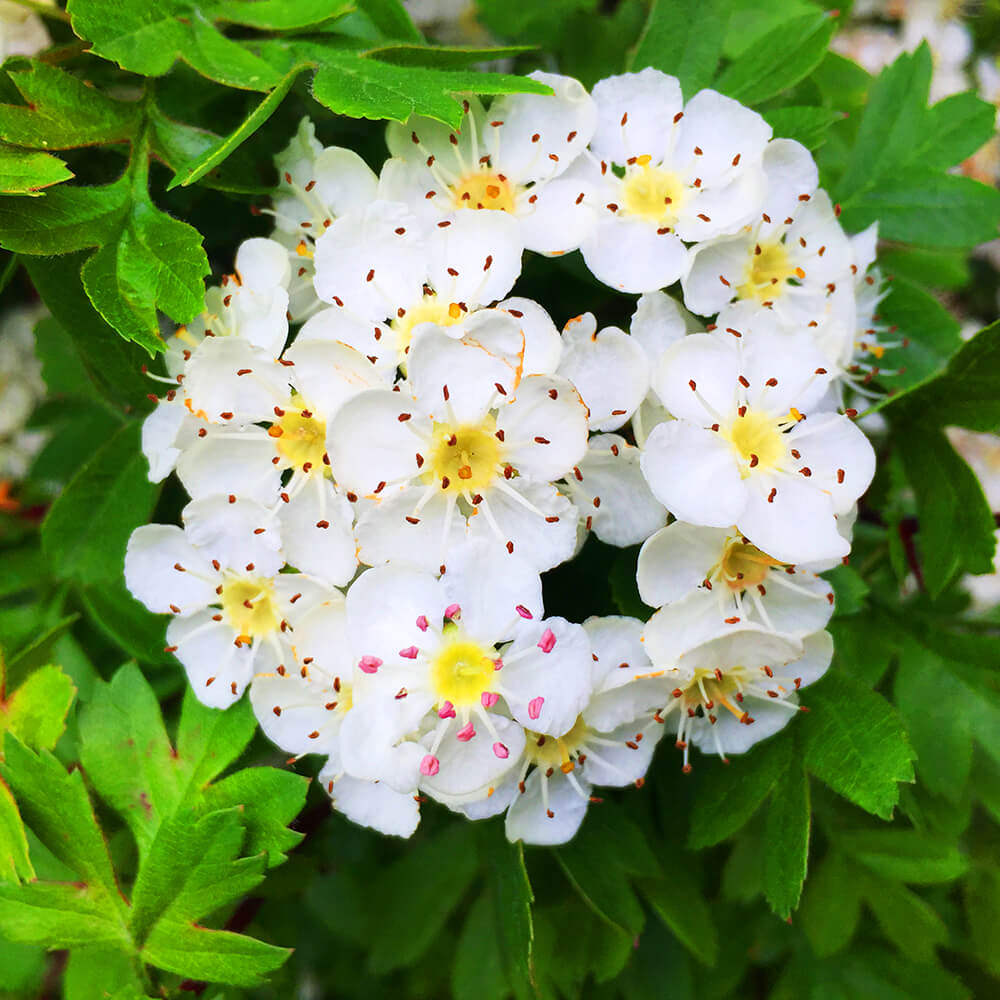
[328,326,588,572]
[379,72,598,255]
[640,325,876,565]
[268,118,379,319]
[636,523,835,655]
[338,547,593,812]
[569,68,772,293]
[641,619,833,765]
[307,200,531,377]
[125,520,343,709]
[0,304,47,484]
[682,139,855,329]
[457,616,664,844]
[0,0,52,60]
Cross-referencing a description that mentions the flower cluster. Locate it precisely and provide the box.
[127,68,879,844]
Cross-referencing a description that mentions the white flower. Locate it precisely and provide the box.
[640,326,876,564]
[0,304,47,481]
[124,522,343,709]
[682,140,855,330]
[378,73,598,255]
[328,327,588,572]
[268,118,380,320]
[636,523,835,653]
[555,312,649,432]
[307,200,529,376]
[641,620,833,766]
[569,68,772,293]
[562,434,667,547]
[338,547,593,811]
[459,615,664,845]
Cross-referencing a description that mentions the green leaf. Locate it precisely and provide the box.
[840,168,1000,250]
[0,737,126,909]
[64,946,146,1000]
[24,256,154,410]
[452,893,510,1000]
[0,777,33,884]
[80,193,209,352]
[763,106,843,150]
[894,644,973,799]
[893,423,996,595]
[964,866,1000,978]
[480,825,534,999]
[801,671,915,819]
[175,687,258,792]
[213,0,354,30]
[141,921,291,987]
[640,861,719,966]
[310,52,553,128]
[629,0,728,99]
[0,881,130,948]
[877,246,970,290]
[366,44,537,69]
[0,145,72,195]
[4,616,79,688]
[762,754,810,919]
[66,0,283,91]
[129,809,264,944]
[0,60,139,149]
[836,45,933,199]
[355,0,422,42]
[714,12,836,106]
[857,871,948,961]
[0,664,76,751]
[366,824,479,974]
[78,576,174,667]
[916,91,999,170]
[41,421,160,586]
[688,736,790,848]
[166,62,309,189]
[198,768,308,867]
[799,851,864,957]
[836,829,968,884]
[825,565,869,616]
[0,546,46,601]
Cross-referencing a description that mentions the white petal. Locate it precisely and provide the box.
[250,671,342,756]
[568,435,667,548]
[182,495,283,577]
[167,612,255,709]
[682,233,755,317]
[235,237,291,291]
[141,399,194,483]
[637,523,727,608]
[427,209,522,306]
[581,215,688,294]
[651,331,740,424]
[499,297,562,376]
[279,480,357,586]
[590,69,684,164]
[421,715,525,800]
[490,72,597,183]
[295,305,393,373]
[285,339,389,421]
[557,317,649,431]
[124,524,218,615]
[640,421,746,527]
[762,138,819,222]
[675,89,771,184]
[787,413,876,513]
[582,718,661,786]
[176,430,281,505]
[498,618,592,736]
[339,699,428,792]
[327,389,426,497]
[630,291,698,364]
[499,375,589,480]
[457,308,527,373]
[312,146,379,217]
[328,772,421,838]
[441,540,543,643]
[516,176,597,255]
[183,338,290,424]
[313,201,425,319]
[505,769,590,845]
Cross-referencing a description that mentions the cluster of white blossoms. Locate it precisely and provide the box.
[126,68,880,844]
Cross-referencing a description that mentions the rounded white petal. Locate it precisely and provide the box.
[557,316,649,431]
[183,338,290,424]
[762,138,819,222]
[279,481,357,586]
[498,297,561,376]
[141,399,194,483]
[182,495,283,577]
[640,421,746,527]
[250,671,342,756]
[339,699,428,792]
[590,68,684,164]
[581,215,688,294]
[421,715,525,800]
[516,176,597,255]
[327,772,421,838]
[166,611,255,709]
[235,237,291,291]
[427,209,522,306]
[124,524,218,615]
[285,339,389,421]
[630,291,698,364]
[312,146,379,217]
[651,331,740,424]
[176,430,281,505]
[505,769,590,845]
[675,89,771,184]
[682,233,755,317]
[787,412,876,513]
[637,523,727,608]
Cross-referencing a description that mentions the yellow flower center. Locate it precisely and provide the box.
[681,667,751,721]
[718,539,784,591]
[391,295,465,356]
[737,242,795,301]
[525,715,590,773]
[452,172,517,212]
[722,409,786,476]
[424,415,502,493]
[221,577,280,645]
[271,406,327,471]
[622,159,687,225]
[431,632,496,706]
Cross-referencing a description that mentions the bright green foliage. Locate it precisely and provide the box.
[0,146,72,196]
[762,106,843,149]
[0,780,33,885]
[0,663,75,752]
[762,753,811,920]
[802,672,915,819]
